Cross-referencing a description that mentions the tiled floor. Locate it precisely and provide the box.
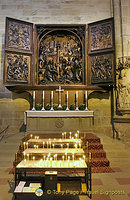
[0,132,130,200]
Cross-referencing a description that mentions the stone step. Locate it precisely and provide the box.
[106,150,130,158]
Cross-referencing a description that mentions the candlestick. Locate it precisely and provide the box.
[32,91,36,111]
[42,90,45,111]
[85,90,88,110]
[50,91,54,111]
[70,132,72,139]
[76,91,79,111]
[66,91,69,110]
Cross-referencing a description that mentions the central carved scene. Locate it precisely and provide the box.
[37,27,85,85]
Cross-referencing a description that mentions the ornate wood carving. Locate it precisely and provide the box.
[5,53,30,83]
[88,18,114,53]
[36,25,85,85]
[4,17,33,85]
[7,21,31,50]
[90,54,113,84]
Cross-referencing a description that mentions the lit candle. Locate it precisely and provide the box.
[61,144,63,149]
[43,142,45,148]
[79,142,81,148]
[27,153,29,160]
[26,142,28,149]
[53,144,54,149]
[62,132,64,139]
[44,155,46,161]
[30,134,33,139]
[64,132,66,139]
[70,132,72,139]
[83,155,85,161]
[65,151,67,160]
[74,144,77,149]
[47,141,48,148]
[56,154,57,161]
[75,133,78,139]
[62,155,64,162]
[34,145,36,149]
[37,145,38,149]
[72,153,74,162]
[49,141,51,148]
[67,143,69,148]
[33,156,35,160]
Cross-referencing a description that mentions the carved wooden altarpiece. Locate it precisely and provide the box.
[4,17,115,90]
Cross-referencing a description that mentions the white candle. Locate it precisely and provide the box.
[30,134,33,138]
[76,91,78,110]
[67,143,69,148]
[64,132,66,139]
[33,156,35,160]
[62,155,64,162]
[44,155,46,161]
[85,90,88,110]
[75,133,78,139]
[37,145,38,149]
[83,155,85,161]
[32,91,36,111]
[26,142,28,149]
[42,90,45,111]
[61,144,63,149]
[70,132,72,139]
[53,144,54,149]
[50,141,51,148]
[51,91,53,110]
[27,154,29,160]
[79,143,81,148]
[47,141,48,148]
[62,133,64,139]
[43,142,45,148]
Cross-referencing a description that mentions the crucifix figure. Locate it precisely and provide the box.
[56,86,64,109]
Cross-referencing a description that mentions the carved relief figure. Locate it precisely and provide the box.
[91,54,113,83]
[90,22,112,51]
[6,53,30,82]
[38,33,83,85]
[8,21,31,50]
[117,59,130,110]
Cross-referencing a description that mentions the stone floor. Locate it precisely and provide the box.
[0,132,130,200]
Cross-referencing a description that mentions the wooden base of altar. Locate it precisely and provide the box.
[24,110,94,134]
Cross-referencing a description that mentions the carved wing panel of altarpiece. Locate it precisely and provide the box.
[87,18,115,85]
[4,17,115,88]
[4,17,33,85]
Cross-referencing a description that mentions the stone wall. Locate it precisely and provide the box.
[0,0,129,138]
